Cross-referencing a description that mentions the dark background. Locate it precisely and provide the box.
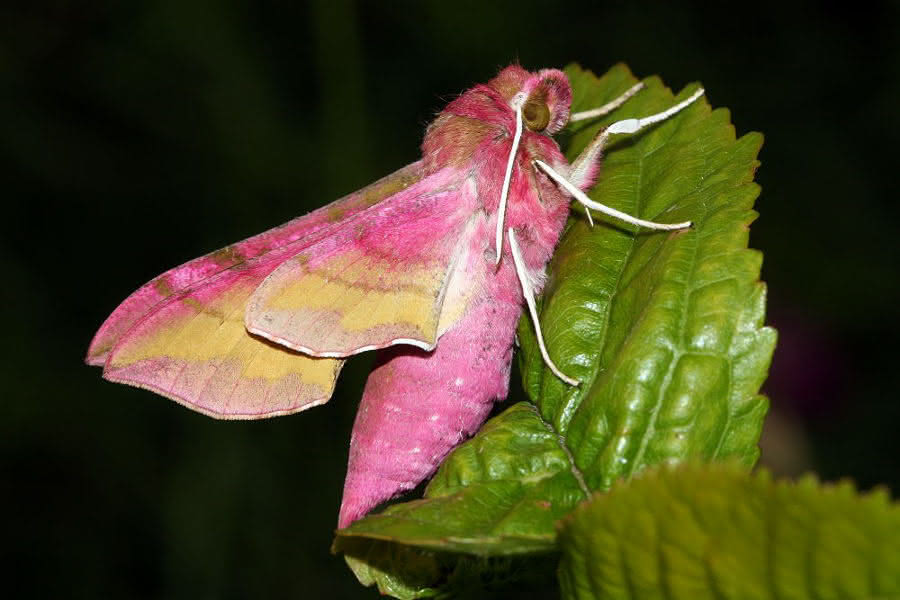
[3,0,898,597]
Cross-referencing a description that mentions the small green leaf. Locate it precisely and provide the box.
[557,462,900,600]
[337,539,442,599]
[336,541,560,599]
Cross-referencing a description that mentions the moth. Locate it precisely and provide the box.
[86,65,703,527]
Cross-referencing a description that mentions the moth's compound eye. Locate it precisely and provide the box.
[522,100,551,132]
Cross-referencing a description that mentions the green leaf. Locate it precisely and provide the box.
[336,63,774,595]
[338,403,587,556]
[519,63,775,490]
[557,462,900,600]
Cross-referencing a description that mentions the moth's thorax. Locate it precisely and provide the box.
[422,66,573,175]
[421,66,574,275]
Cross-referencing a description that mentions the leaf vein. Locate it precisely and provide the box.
[526,403,590,499]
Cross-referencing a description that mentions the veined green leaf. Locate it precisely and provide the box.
[338,403,587,555]
[520,64,774,491]
[558,462,900,600]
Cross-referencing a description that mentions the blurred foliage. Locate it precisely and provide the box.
[2,0,899,598]
[558,462,900,600]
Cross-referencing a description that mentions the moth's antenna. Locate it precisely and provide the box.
[508,227,579,387]
[495,96,525,266]
[535,160,693,230]
[569,81,645,122]
[605,87,705,136]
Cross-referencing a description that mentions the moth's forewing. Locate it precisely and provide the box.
[93,162,427,419]
[87,161,424,366]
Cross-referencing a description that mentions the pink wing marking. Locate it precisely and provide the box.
[245,168,478,357]
[86,161,424,366]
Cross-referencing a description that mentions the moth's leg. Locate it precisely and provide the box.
[508,227,579,386]
[536,158,693,231]
[569,81,645,123]
[539,86,705,231]
[567,128,608,202]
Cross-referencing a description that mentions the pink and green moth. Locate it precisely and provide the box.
[86,65,703,527]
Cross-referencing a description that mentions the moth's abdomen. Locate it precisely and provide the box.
[338,296,521,527]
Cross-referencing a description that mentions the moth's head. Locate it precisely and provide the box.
[489,66,572,135]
